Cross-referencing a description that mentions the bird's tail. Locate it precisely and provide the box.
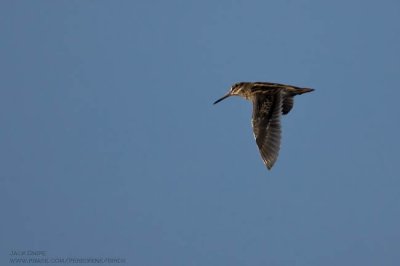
[297,87,314,95]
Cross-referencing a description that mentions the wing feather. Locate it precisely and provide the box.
[251,90,282,169]
[282,96,294,115]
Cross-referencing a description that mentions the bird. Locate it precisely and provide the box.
[213,82,314,170]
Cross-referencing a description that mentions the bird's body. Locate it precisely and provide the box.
[213,82,314,170]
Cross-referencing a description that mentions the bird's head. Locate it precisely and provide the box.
[213,82,246,104]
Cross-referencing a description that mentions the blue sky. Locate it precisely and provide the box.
[1,1,400,265]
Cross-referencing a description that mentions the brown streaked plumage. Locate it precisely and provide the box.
[213,82,314,170]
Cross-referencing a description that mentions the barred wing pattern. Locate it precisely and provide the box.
[251,90,283,169]
[282,96,294,115]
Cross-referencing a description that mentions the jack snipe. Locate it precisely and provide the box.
[214,82,314,170]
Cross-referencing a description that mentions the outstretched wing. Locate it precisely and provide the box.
[251,90,282,169]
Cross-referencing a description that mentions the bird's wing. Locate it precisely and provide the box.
[251,90,282,169]
[282,96,294,115]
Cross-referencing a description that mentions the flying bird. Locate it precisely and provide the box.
[213,82,314,170]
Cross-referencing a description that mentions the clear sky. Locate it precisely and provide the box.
[1,1,400,265]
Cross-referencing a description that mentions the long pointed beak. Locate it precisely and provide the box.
[213,92,231,105]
